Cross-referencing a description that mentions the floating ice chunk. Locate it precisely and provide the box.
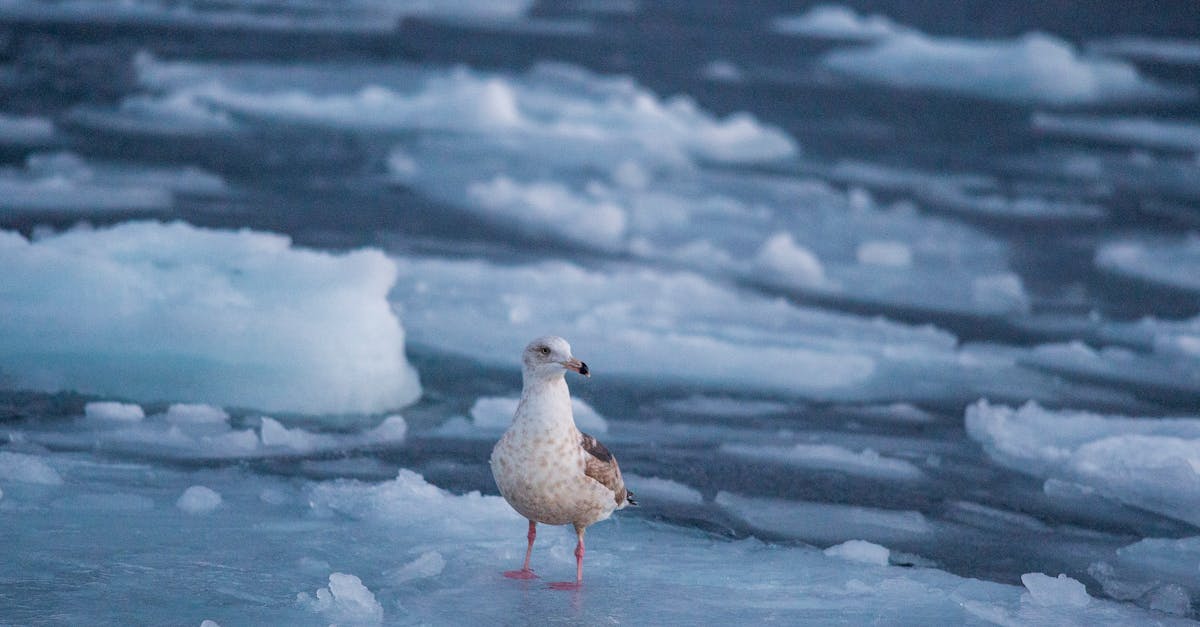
[389,551,446,584]
[1021,573,1091,607]
[1090,37,1200,67]
[856,240,912,267]
[716,492,932,544]
[971,273,1031,315]
[177,486,222,514]
[0,221,421,414]
[701,60,743,83]
[363,415,407,444]
[0,113,55,145]
[621,474,703,505]
[771,4,907,40]
[0,451,63,485]
[84,401,145,422]
[200,620,221,627]
[721,443,924,481]
[1088,536,1199,615]
[260,417,330,452]
[824,540,890,565]
[755,232,826,288]
[1033,113,1200,153]
[298,573,382,626]
[966,400,1200,526]
[165,404,229,424]
[465,176,628,250]
[468,395,608,434]
[1096,236,1200,293]
[822,25,1186,104]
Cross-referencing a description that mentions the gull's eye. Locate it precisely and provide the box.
[540,346,551,355]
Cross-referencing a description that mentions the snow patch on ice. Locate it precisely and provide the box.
[297,572,383,626]
[0,451,63,485]
[0,221,421,415]
[824,539,890,565]
[84,401,146,423]
[176,485,222,514]
[966,400,1200,527]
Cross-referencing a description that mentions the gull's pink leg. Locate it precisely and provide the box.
[504,520,539,579]
[549,526,586,590]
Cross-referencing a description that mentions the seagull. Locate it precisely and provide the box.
[490,336,635,590]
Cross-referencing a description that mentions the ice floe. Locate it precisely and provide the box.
[0,451,64,485]
[1089,536,1199,616]
[966,400,1200,527]
[176,485,222,514]
[0,112,56,146]
[1096,236,1200,294]
[719,442,924,481]
[771,4,908,41]
[0,221,421,414]
[809,7,1189,104]
[1034,112,1200,153]
[1090,37,1200,67]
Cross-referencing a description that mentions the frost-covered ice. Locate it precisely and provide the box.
[966,400,1200,527]
[771,4,907,41]
[813,7,1187,104]
[176,485,222,514]
[1034,113,1200,153]
[0,221,421,414]
[1096,236,1200,293]
[1022,573,1092,607]
[824,539,890,566]
[720,442,924,481]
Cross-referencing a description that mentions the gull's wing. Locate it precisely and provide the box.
[580,432,636,507]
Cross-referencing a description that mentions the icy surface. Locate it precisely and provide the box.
[0,221,421,414]
[771,5,907,41]
[0,451,63,485]
[1034,113,1200,153]
[966,400,1200,526]
[1096,236,1200,293]
[1090,37,1200,67]
[720,442,924,481]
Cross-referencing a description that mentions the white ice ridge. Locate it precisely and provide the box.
[965,400,1200,527]
[804,6,1189,104]
[0,221,421,414]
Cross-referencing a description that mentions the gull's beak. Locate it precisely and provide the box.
[563,357,590,378]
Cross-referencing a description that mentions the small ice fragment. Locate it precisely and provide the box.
[259,417,318,451]
[298,573,383,625]
[390,551,446,583]
[200,620,221,627]
[84,401,145,422]
[824,540,890,566]
[177,485,222,514]
[0,451,64,485]
[364,415,407,443]
[166,403,229,424]
[1021,572,1091,607]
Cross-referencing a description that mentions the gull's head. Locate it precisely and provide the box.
[522,335,589,381]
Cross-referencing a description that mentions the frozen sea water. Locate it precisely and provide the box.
[1,0,1199,623]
